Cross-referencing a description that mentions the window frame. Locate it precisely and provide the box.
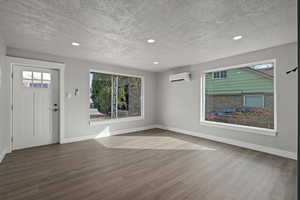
[89,70,145,126]
[212,70,227,80]
[22,70,52,88]
[243,95,265,108]
[200,59,277,136]
[212,71,220,79]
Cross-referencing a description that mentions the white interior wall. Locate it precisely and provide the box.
[0,33,9,161]
[6,47,157,142]
[156,42,298,155]
[0,42,297,160]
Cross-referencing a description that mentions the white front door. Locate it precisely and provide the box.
[12,65,59,150]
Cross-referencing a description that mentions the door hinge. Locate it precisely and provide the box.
[11,137,13,143]
[11,73,13,79]
[11,105,13,110]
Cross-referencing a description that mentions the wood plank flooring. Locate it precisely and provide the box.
[0,129,296,200]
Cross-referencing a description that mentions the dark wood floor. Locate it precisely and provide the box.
[0,129,296,200]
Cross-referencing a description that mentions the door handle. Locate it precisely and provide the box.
[52,104,59,112]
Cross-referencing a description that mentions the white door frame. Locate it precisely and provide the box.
[7,56,65,152]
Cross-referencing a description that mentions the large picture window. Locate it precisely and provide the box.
[202,61,275,131]
[89,72,143,122]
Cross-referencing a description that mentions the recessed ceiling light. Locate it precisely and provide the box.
[72,42,80,46]
[153,61,159,65]
[233,35,243,40]
[147,39,155,43]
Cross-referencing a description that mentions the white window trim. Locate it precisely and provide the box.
[200,59,277,136]
[90,116,144,126]
[243,95,265,108]
[89,69,145,126]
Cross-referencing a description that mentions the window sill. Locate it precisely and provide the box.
[200,120,277,136]
[89,116,144,126]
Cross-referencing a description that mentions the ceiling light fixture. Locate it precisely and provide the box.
[147,39,155,43]
[233,35,243,40]
[72,42,80,46]
[153,61,159,65]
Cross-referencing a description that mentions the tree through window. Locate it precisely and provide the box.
[89,72,142,121]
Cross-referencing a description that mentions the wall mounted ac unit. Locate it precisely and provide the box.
[169,72,191,82]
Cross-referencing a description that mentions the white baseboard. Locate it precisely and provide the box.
[157,125,297,160]
[59,124,297,160]
[0,146,9,163]
[61,125,158,144]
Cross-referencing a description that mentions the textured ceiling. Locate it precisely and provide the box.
[0,0,297,71]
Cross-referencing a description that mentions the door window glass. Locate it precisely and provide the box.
[22,70,51,88]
